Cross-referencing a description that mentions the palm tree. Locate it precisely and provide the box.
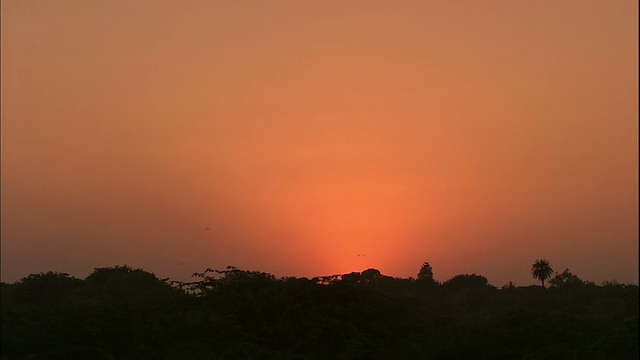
[531,259,554,287]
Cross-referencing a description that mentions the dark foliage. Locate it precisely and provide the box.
[1,265,637,359]
[532,259,554,287]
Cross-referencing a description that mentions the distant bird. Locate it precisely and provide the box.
[205,227,211,230]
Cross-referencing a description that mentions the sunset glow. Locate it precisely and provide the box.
[2,0,637,286]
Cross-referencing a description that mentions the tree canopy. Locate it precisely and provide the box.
[531,259,554,287]
[1,263,637,359]
[417,262,434,282]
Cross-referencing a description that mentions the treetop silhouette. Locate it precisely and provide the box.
[531,259,554,287]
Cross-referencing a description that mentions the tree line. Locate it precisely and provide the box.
[1,261,637,359]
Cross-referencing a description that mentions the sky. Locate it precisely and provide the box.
[2,0,638,286]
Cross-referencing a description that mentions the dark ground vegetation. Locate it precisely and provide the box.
[1,265,637,359]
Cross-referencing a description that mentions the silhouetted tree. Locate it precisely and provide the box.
[340,272,361,283]
[549,268,587,288]
[441,273,490,292]
[361,268,382,283]
[417,262,434,282]
[531,259,554,287]
[10,272,82,303]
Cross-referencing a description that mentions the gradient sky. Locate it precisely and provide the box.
[2,1,638,286]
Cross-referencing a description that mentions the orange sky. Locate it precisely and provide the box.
[2,0,638,285]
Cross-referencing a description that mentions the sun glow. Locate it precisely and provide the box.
[266,173,439,276]
[3,0,636,286]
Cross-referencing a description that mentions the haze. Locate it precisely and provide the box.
[2,1,637,286]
